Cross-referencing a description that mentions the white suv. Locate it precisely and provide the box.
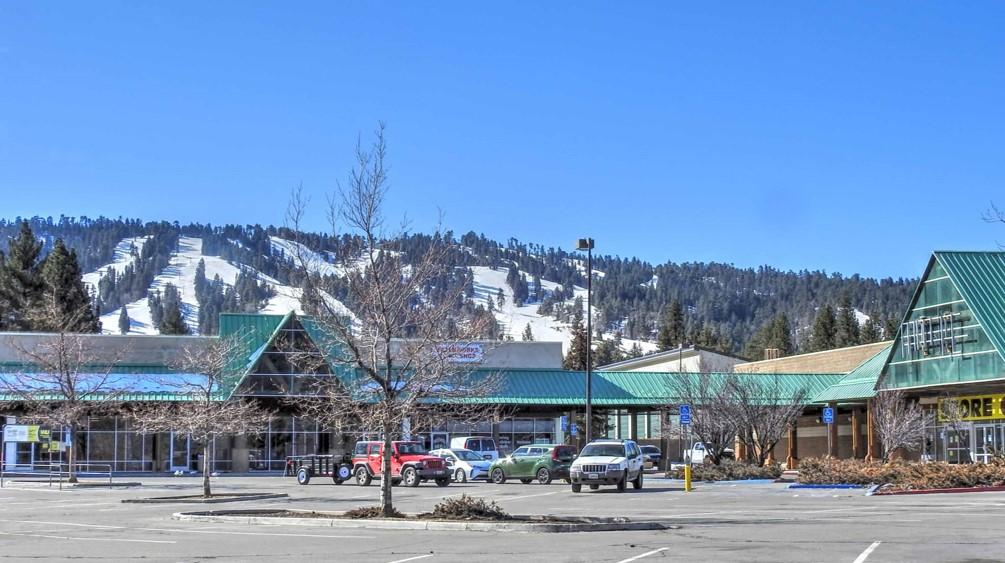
[569,439,645,493]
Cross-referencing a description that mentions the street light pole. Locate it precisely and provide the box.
[576,238,595,443]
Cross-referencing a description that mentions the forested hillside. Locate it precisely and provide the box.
[0,216,916,359]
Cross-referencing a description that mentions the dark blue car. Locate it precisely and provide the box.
[641,445,662,469]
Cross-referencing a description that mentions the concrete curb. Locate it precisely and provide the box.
[171,510,671,533]
[124,493,288,504]
[873,485,1005,496]
[788,484,866,489]
[74,482,143,488]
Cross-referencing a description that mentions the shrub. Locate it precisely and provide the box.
[667,461,783,482]
[429,494,510,521]
[343,505,404,519]
[797,457,1005,490]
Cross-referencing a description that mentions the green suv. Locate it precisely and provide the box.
[488,444,577,485]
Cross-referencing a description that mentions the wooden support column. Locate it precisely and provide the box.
[865,400,877,461]
[786,425,798,469]
[628,409,639,441]
[827,403,839,458]
[851,407,863,459]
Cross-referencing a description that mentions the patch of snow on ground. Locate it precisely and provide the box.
[854,309,870,326]
[82,236,150,293]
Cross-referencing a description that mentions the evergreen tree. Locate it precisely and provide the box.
[118,306,130,335]
[563,319,589,370]
[521,322,534,341]
[834,293,860,348]
[497,288,505,309]
[883,316,901,342]
[769,314,794,355]
[593,338,622,367]
[656,299,684,351]
[808,305,837,352]
[159,283,189,335]
[860,312,881,344]
[37,239,100,333]
[628,342,644,358]
[0,221,44,331]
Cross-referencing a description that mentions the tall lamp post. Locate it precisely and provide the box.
[576,237,595,443]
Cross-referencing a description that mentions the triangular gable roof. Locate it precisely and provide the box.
[813,343,892,403]
[934,251,1005,363]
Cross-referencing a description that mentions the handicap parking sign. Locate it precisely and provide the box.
[822,407,835,424]
[679,404,692,425]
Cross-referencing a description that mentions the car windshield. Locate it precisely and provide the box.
[396,443,427,455]
[454,450,483,461]
[580,444,625,458]
[641,446,660,454]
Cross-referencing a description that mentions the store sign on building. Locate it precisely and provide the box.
[938,394,1005,421]
[438,343,484,363]
[3,425,40,443]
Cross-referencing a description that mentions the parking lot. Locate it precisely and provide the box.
[1,473,1004,562]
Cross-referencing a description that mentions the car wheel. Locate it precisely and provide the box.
[633,470,643,490]
[491,467,507,484]
[616,470,627,492]
[355,466,372,486]
[571,483,582,493]
[296,468,311,486]
[402,467,420,487]
[589,484,599,490]
[454,468,467,483]
[536,468,552,485]
[435,477,451,487]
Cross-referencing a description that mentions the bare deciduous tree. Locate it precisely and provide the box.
[937,393,972,463]
[667,373,737,465]
[726,375,807,466]
[286,124,499,516]
[872,389,930,463]
[132,335,271,497]
[0,288,125,482]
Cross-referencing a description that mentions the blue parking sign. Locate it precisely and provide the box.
[570,423,578,437]
[822,407,835,424]
[679,404,692,425]
[560,415,568,432]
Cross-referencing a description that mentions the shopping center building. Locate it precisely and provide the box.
[2,251,1005,473]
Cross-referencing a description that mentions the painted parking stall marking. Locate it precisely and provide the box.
[616,547,669,562]
[852,541,881,563]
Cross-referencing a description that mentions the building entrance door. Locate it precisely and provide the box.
[169,432,191,471]
[974,424,1003,464]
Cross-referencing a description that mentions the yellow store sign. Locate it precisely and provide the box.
[938,394,1005,421]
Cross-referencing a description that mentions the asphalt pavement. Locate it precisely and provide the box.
[0,472,1002,562]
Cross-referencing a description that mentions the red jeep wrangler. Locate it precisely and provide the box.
[351,440,451,487]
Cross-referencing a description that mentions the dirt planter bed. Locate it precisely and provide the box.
[124,493,288,504]
[172,509,672,533]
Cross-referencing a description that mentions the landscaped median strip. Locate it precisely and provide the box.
[172,509,673,533]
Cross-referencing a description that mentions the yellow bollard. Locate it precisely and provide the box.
[684,464,693,492]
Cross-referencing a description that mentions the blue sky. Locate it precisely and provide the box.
[1,2,1003,279]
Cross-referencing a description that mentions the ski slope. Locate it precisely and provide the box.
[81,236,150,293]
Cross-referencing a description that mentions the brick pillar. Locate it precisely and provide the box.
[865,400,877,461]
[851,407,863,459]
[786,425,798,469]
[827,403,839,458]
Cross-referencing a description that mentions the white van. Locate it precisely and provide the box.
[449,437,499,461]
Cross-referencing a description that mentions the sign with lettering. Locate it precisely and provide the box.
[437,343,484,363]
[3,425,40,443]
[822,407,835,424]
[679,404,692,425]
[939,394,1005,422]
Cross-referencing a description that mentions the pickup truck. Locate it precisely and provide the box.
[351,440,451,487]
[682,442,735,465]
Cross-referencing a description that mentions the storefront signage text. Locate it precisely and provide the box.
[938,394,1005,422]
[2,425,41,443]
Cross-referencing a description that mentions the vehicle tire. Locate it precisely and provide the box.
[589,484,599,490]
[491,467,507,484]
[402,467,420,487]
[337,464,353,482]
[296,467,311,486]
[571,483,582,493]
[435,477,451,487]
[454,468,467,483]
[391,479,401,487]
[633,470,643,490]
[355,466,372,487]
[536,468,552,485]
[616,471,627,492]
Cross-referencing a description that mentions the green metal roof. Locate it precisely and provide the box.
[813,344,891,403]
[934,251,1005,363]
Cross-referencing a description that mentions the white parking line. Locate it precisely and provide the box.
[0,530,175,544]
[385,555,434,563]
[0,519,374,540]
[616,547,668,562]
[852,541,881,563]
[495,491,560,502]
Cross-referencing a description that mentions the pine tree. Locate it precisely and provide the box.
[769,314,794,355]
[521,322,534,341]
[37,239,100,333]
[656,299,684,351]
[497,288,505,309]
[809,305,837,352]
[860,315,880,344]
[159,283,189,335]
[118,306,130,335]
[834,293,860,348]
[883,316,901,342]
[563,319,589,370]
[0,221,44,331]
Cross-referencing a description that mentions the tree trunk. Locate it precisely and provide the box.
[67,423,78,483]
[203,442,211,498]
[380,420,393,517]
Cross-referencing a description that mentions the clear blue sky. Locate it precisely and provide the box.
[1,2,1003,279]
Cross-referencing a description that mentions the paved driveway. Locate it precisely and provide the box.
[0,474,1002,562]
